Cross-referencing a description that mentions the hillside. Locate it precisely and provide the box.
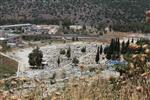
[0,0,150,26]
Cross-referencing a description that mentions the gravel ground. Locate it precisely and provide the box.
[7,42,105,78]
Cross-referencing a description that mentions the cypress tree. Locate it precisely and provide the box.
[126,39,130,52]
[57,57,60,67]
[95,47,100,64]
[131,38,134,43]
[109,39,114,54]
[126,39,130,48]
[104,46,109,54]
[66,47,71,59]
[117,38,120,53]
[100,45,103,54]
[121,41,126,54]
[106,52,111,60]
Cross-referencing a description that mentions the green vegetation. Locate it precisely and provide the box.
[0,43,11,53]
[81,47,86,53]
[66,47,71,59]
[22,35,51,41]
[28,47,43,69]
[59,49,66,55]
[95,47,100,64]
[104,38,121,60]
[57,57,60,67]
[0,0,150,32]
[72,57,79,65]
[0,64,16,79]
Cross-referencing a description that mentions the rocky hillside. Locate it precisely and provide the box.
[0,0,150,26]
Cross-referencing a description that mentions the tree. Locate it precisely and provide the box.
[125,39,130,53]
[106,53,111,60]
[121,41,126,54]
[104,46,109,54]
[100,45,103,54]
[28,47,43,69]
[57,57,60,67]
[66,47,71,59]
[126,39,130,48]
[116,38,120,53]
[83,25,86,30]
[81,47,86,53]
[131,38,134,43]
[95,47,100,64]
[72,57,79,65]
[76,37,79,41]
[60,49,66,55]
[72,37,75,41]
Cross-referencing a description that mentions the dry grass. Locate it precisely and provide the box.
[50,75,150,100]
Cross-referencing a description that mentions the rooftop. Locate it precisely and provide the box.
[0,23,32,28]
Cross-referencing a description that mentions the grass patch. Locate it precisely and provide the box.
[0,63,17,79]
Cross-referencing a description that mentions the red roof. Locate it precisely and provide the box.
[146,10,150,17]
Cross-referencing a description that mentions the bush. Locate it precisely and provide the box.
[113,64,129,76]
[60,49,66,55]
[81,47,86,53]
[72,57,79,65]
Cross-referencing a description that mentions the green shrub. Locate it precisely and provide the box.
[60,49,66,55]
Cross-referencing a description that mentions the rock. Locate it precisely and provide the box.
[55,92,61,96]
[10,95,18,100]
[0,91,9,99]
[142,44,149,49]
[11,81,17,85]
[136,86,143,92]
[146,62,150,68]
[74,83,79,87]
[129,63,134,69]
[101,70,120,79]
[132,54,138,59]
[145,49,150,55]
[50,79,56,85]
[140,57,145,62]
[0,80,5,86]
[19,77,28,82]
[121,81,127,85]
[141,72,150,78]
[34,78,41,84]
